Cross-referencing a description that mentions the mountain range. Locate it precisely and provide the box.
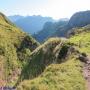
[33,11,90,42]
[33,20,68,42]
[0,10,90,90]
[8,15,55,34]
[53,10,90,37]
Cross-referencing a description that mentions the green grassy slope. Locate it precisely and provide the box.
[17,38,61,82]
[17,25,90,90]
[0,12,39,86]
[1,12,89,90]
[69,25,90,54]
[17,58,85,90]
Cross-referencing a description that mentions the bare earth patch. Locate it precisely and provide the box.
[83,56,90,90]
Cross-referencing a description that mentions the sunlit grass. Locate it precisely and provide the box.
[17,58,86,90]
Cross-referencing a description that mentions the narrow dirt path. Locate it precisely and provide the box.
[0,55,6,86]
[83,56,90,90]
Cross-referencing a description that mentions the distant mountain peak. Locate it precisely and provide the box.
[8,15,55,34]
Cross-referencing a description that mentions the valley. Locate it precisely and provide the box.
[0,11,90,90]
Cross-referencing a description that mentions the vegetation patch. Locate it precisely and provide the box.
[0,13,39,86]
[17,58,86,90]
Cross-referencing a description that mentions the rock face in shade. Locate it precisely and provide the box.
[68,10,90,28]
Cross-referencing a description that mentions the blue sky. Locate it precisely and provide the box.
[0,0,90,19]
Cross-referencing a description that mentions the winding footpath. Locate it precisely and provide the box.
[0,56,6,86]
[83,56,90,90]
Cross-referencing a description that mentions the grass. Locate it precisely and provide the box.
[16,25,90,90]
[0,12,89,89]
[17,58,86,90]
[16,38,61,82]
[69,25,90,54]
[0,13,39,86]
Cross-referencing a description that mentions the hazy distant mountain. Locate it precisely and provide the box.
[33,20,68,42]
[53,10,90,37]
[35,10,90,40]
[8,15,24,22]
[8,15,55,34]
[59,18,69,21]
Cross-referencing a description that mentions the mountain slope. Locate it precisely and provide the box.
[68,10,90,28]
[0,12,39,86]
[18,59,85,90]
[69,25,90,53]
[17,36,87,90]
[16,24,90,90]
[33,20,68,42]
[1,11,90,90]
[53,10,90,37]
